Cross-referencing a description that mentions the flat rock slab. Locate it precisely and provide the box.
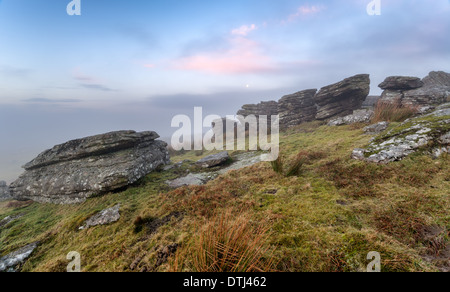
[10,130,170,204]
[353,104,450,163]
[166,173,212,188]
[0,242,38,272]
[328,109,374,126]
[79,204,121,230]
[379,76,424,90]
[196,151,230,168]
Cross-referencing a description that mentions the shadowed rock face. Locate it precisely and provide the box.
[315,74,371,120]
[278,89,317,129]
[379,76,424,90]
[10,131,170,204]
[0,181,11,202]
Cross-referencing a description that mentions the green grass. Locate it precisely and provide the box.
[0,122,448,272]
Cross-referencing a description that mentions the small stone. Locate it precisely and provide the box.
[0,242,38,272]
[166,173,210,188]
[196,152,230,168]
[364,122,390,135]
[79,204,121,230]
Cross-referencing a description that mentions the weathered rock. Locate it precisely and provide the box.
[352,104,450,163]
[236,100,279,132]
[10,130,170,204]
[364,122,390,135]
[328,109,374,126]
[379,76,424,90]
[379,72,450,107]
[0,242,38,272]
[0,214,24,229]
[403,86,450,106]
[379,90,404,104]
[237,101,279,118]
[423,71,450,87]
[0,181,11,202]
[79,204,121,230]
[278,89,317,129]
[196,151,230,168]
[315,74,371,120]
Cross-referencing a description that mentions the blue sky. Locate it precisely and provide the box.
[0,0,450,182]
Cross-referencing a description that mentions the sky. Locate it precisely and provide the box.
[0,0,450,182]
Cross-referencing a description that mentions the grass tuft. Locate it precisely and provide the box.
[372,101,418,123]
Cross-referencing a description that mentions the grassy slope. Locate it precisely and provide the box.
[0,122,448,272]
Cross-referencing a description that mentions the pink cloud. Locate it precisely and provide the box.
[231,24,258,36]
[173,36,275,74]
[143,63,156,69]
[284,5,325,23]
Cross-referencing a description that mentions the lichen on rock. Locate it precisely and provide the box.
[352,104,450,163]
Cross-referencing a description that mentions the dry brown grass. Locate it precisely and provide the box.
[372,101,419,123]
[172,211,277,272]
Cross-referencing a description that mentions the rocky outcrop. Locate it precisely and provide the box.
[10,131,170,204]
[79,204,121,230]
[278,89,317,129]
[352,103,450,163]
[0,181,11,202]
[196,151,230,168]
[315,74,370,120]
[328,109,374,126]
[0,242,38,272]
[237,101,279,118]
[379,76,424,90]
[235,74,370,129]
[379,72,450,107]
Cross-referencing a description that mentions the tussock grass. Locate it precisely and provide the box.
[171,211,276,272]
[372,101,418,123]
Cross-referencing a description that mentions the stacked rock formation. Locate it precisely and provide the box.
[10,130,170,204]
[379,71,450,107]
[235,74,371,129]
